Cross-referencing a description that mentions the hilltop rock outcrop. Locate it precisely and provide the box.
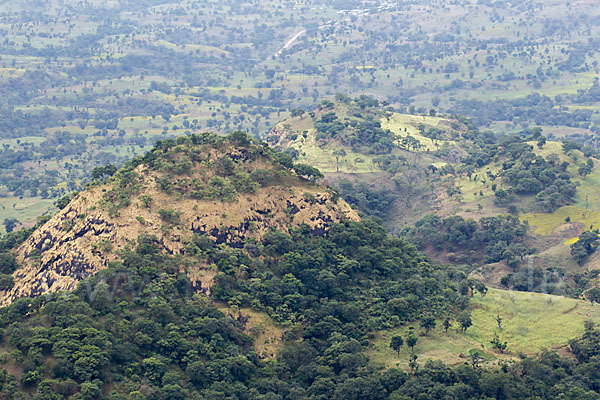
[2,133,358,305]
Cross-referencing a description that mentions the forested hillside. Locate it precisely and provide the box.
[0,135,474,399]
[0,135,597,399]
[3,0,600,398]
[271,97,600,299]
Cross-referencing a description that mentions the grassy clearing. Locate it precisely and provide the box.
[514,141,600,236]
[521,161,600,236]
[564,104,600,110]
[370,288,600,369]
[240,308,284,359]
[468,288,600,353]
[381,113,457,152]
[531,140,568,159]
[520,206,599,236]
[0,196,55,233]
[0,136,45,146]
[290,131,379,174]
[455,172,499,203]
[215,306,284,359]
[572,168,600,210]
[449,156,503,204]
[368,323,491,369]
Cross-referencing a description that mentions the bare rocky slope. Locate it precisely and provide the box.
[1,132,358,305]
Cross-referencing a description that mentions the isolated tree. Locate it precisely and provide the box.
[494,188,510,205]
[333,149,347,173]
[579,165,592,178]
[400,135,421,152]
[409,354,419,375]
[469,351,481,369]
[490,333,507,353]
[587,288,600,305]
[406,334,418,351]
[496,315,503,330]
[420,316,436,336]
[3,218,18,234]
[530,127,543,139]
[458,311,472,333]
[469,279,488,297]
[443,318,451,334]
[390,335,404,356]
[290,108,305,119]
[476,282,488,297]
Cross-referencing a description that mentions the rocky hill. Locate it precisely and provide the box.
[1,132,358,305]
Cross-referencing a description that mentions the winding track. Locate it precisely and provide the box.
[274,29,306,57]
[273,2,396,58]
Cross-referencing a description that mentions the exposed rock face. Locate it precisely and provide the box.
[2,137,359,305]
[6,192,116,304]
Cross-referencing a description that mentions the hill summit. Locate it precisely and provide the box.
[2,132,358,305]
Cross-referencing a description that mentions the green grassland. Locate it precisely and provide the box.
[274,107,600,246]
[521,206,600,236]
[381,113,458,152]
[572,166,600,210]
[370,288,600,369]
[275,106,469,175]
[0,196,55,234]
[286,130,379,174]
[0,136,45,147]
[440,139,600,240]
[277,109,466,174]
[519,142,600,237]
[454,166,502,204]
[270,103,385,174]
[468,288,599,352]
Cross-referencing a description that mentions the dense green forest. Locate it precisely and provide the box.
[408,214,530,266]
[0,209,458,398]
[0,212,600,399]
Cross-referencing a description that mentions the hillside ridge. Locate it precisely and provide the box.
[2,132,358,305]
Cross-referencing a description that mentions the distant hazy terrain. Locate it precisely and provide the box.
[2,0,600,230]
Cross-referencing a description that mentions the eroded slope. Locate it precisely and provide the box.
[2,133,358,305]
